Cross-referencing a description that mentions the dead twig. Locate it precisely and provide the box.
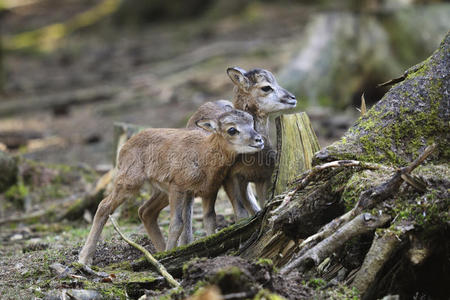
[108,215,180,287]
[223,291,255,299]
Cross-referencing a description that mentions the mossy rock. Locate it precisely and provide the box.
[314,32,449,166]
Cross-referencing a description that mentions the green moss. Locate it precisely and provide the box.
[308,278,327,290]
[155,218,249,260]
[69,262,85,271]
[4,181,29,208]
[155,286,184,300]
[353,77,443,165]
[256,258,273,267]
[324,284,360,300]
[103,261,134,272]
[253,289,286,300]
[182,257,207,277]
[341,169,393,210]
[192,280,208,293]
[213,266,243,282]
[82,281,127,299]
[391,188,449,229]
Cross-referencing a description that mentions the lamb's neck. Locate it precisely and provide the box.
[233,90,270,138]
[206,134,235,165]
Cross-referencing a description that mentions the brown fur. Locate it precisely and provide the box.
[78,110,262,264]
[187,100,233,128]
[117,129,234,196]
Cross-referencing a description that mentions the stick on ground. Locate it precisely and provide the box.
[108,215,180,287]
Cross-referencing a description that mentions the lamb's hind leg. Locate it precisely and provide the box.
[138,190,169,252]
[202,191,219,236]
[224,175,249,220]
[255,179,270,209]
[78,180,141,265]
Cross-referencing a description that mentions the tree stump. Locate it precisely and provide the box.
[270,112,320,198]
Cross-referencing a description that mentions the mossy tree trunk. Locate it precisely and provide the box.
[133,33,449,300]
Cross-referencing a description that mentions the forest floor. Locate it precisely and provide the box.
[0,1,356,299]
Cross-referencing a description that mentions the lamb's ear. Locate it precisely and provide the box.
[195,118,218,133]
[227,67,250,91]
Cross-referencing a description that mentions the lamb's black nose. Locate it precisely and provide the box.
[284,89,296,100]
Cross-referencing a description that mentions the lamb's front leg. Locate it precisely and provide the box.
[166,187,186,250]
[202,191,218,236]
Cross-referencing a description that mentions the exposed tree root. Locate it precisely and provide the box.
[351,229,403,294]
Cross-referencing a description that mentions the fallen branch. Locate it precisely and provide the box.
[108,215,180,288]
[280,212,392,274]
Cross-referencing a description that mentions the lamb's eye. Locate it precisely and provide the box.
[261,85,273,92]
[227,127,239,136]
